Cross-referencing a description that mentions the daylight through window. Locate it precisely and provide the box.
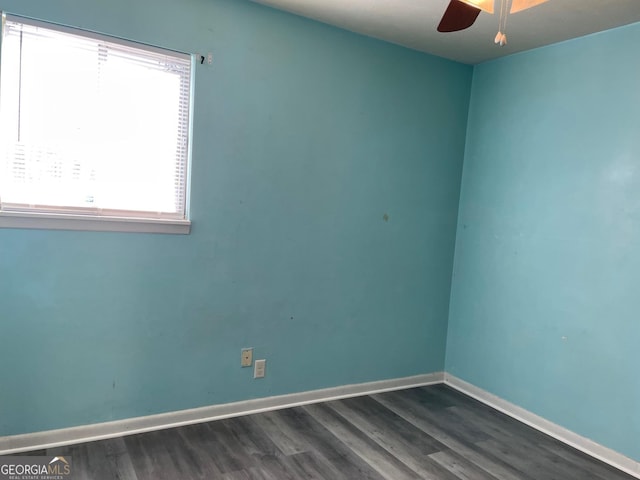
[0,14,192,228]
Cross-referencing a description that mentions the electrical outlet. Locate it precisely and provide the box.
[241,348,253,367]
[254,359,266,378]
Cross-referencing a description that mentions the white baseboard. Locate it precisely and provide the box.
[444,374,640,479]
[3,370,637,480]
[0,372,443,455]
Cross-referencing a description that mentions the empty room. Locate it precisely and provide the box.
[0,0,638,478]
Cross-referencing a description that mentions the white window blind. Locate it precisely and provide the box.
[0,14,192,223]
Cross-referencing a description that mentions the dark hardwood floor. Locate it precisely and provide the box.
[6,384,635,479]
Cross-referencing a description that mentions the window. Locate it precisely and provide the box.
[0,14,192,234]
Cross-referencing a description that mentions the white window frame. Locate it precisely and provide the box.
[0,13,194,234]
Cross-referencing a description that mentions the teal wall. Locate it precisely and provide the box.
[0,0,472,435]
[5,0,636,465]
[447,23,640,461]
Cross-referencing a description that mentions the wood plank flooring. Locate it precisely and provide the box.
[6,384,635,479]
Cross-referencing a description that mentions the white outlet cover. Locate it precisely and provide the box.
[254,359,266,378]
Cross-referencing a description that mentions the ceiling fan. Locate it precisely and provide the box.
[438,0,549,44]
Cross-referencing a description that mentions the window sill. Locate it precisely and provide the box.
[0,211,191,234]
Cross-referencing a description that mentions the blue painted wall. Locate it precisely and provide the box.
[0,0,472,435]
[447,24,640,461]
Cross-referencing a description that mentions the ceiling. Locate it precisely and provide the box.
[251,0,640,64]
